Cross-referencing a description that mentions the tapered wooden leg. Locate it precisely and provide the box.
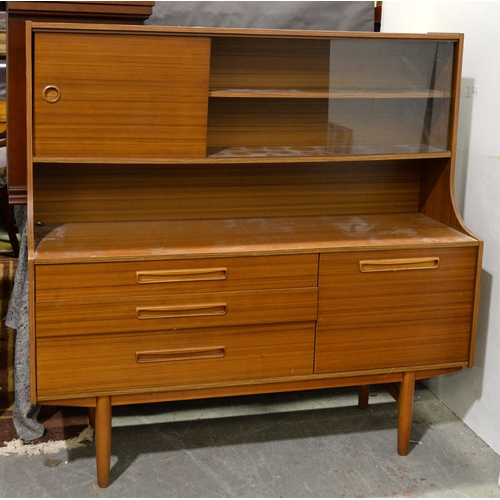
[95,396,112,488]
[88,407,96,428]
[397,371,415,456]
[358,385,370,409]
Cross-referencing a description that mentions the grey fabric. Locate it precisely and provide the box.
[146,1,374,31]
[5,206,27,331]
[6,206,44,441]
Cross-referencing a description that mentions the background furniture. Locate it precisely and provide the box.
[0,29,17,256]
[0,156,20,257]
[26,23,482,487]
[0,195,20,258]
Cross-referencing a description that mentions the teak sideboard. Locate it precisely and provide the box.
[25,23,482,487]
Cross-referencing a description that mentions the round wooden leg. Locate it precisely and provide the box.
[358,385,370,409]
[397,371,415,456]
[95,396,112,488]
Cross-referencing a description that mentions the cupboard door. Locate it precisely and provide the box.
[328,40,455,155]
[206,37,455,158]
[315,247,478,373]
[33,32,211,158]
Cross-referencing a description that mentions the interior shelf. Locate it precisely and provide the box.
[32,149,452,164]
[209,89,451,99]
[208,144,450,158]
[209,88,330,98]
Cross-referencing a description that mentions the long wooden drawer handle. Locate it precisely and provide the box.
[360,257,440,273]
[136,268,228,284]
[136,303,228,320]
[136,346,226,363]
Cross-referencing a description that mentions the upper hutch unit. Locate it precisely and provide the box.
[25,23,482,487]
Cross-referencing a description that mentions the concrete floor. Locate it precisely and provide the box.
[0,383,499,497]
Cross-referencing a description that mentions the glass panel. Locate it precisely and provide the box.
[328,40,454,155]
[206,37,455,159]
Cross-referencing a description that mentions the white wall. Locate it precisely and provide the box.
[382,1,500,454]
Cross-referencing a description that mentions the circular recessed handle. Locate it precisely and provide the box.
[43,85,61,103]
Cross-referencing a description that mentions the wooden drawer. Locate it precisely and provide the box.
[35,255,319,300]
[35,288,318,337]
[35,322,316,399]
[315,247,478,373]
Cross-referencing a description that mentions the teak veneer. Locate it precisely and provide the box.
[25,23,482,487]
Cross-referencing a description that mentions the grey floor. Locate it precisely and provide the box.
[1,383,500,497]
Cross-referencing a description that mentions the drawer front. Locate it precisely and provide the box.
[35,255,319,300]
[35,288,318,337]
[315,247,478,373]
[36,322,315,398]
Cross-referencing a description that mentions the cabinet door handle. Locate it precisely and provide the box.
[359,257,440,273]
[43,85,61,103]
[136,268,228,284]
[136,303,228,320]
[136,346,226,363]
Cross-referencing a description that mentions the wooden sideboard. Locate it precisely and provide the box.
[25,23,482,487]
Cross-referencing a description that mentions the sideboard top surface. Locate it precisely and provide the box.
[34,213,478,264]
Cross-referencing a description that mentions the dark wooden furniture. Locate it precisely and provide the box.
[1,143,20,256]
[25,23,482,487]
[0,192,19,257]
[5,1,154,204]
